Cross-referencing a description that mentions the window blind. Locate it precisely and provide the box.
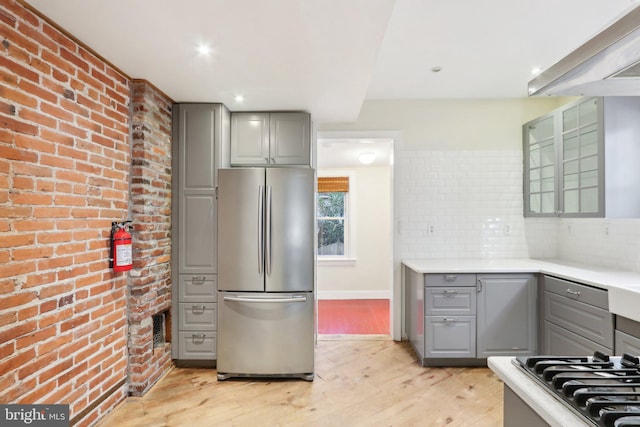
[317,176,349,193]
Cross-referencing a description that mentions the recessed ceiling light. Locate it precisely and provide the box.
[431,66,442,73]
[234,94,244,103]
[531,66,542,75]
[197,44,212,56]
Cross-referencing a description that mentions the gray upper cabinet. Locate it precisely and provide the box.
[476,274,537,358]
[523,96,640,218]
[231,112,311,166]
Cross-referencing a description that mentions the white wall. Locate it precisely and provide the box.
[317,166,392,299]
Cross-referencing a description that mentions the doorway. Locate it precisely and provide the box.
[316,134,394,337]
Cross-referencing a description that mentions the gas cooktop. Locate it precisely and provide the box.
[514,352,640,427]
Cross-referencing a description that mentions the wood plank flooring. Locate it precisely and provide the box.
[98,338,503,427]
[317,299,390,334]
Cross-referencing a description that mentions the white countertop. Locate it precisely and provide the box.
[487,356,588,427]
[402,258,640,322]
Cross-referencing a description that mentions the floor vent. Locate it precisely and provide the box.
[152,311,167,348]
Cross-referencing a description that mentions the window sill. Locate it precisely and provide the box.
[317,257,356,266]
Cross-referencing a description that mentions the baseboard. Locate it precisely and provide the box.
[317,290,391,300]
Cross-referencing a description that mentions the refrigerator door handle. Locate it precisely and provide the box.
[265,185,272,276]
[223,295,308,303]
[258,185,264,276]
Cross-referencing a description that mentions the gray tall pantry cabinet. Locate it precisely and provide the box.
[171,103,230,364]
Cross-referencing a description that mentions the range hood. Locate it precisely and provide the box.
[528,5,640,96]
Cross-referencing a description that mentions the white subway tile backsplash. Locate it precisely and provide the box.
[397,149,529,260]
[398,149,640,272]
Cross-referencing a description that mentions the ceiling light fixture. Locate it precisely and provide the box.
[197,44,212,56]
[234,94,244,103]
[531,66,542,75]
[358,152,376,165]
[431,66,442,73]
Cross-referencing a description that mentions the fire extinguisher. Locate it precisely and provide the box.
[110,221,133,272]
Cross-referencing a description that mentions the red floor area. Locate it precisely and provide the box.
[317,299,390,334]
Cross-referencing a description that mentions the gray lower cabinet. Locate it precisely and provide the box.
[171,103,230,363]
[615,316,640,355]
[477,274,537,358]
[405,268,537,366]
[541,275,613,355]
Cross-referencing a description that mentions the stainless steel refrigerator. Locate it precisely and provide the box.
[216,168,315,381]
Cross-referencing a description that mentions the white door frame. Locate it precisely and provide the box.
[317,130,402,341]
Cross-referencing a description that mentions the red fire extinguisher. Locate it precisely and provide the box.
[110,221,133,272]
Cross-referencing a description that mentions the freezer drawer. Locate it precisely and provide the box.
[217,292,314,380]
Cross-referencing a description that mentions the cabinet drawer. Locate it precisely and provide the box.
[178,331,216,360]
[178,303,216,331]
[544,291,613,348]
[424,274,475,288]
[545,321,611,356]
[179,274,217,302]
[544,275,608,309]
[424,316,476,358]
[615,330,640,356]
[425,287,476,315]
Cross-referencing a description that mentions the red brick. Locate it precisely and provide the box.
[16,325,57,351]
[0,311,17,327]
[39,128,74,146]
[14,133,56,154]
[41,101,74,122]
[0,348,36,380]
[32,206,71,218]
[0,115,37,135]
[0,56,39,83]
[0,260,36,279]
[13,219,55,232]
[0,233,35,248]
[11,193,53,205]
[42,21,76,51]
[18,79,58,105]
[17,304,37,321]
[38,307,72,329]
[19,107,58,129]
[39,283,73,299]
[23,271,55,288]
[0,84,38,107]
[0,144,37,162]
[0,319,37,343]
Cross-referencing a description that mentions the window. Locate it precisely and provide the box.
[317,176,349,257]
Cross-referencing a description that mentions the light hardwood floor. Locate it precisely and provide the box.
[98,337,503,427]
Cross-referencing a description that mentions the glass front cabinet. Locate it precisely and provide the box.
[524,97,640,218]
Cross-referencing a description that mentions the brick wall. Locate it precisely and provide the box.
[128,80,173,395]
[0,1,167,425]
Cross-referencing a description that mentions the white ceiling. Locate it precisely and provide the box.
[25,0,640,125]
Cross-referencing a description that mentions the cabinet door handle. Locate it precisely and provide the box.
[192,276,206,284]
[443,318,456,323]
[477,279,484,293]
[444,274,457,281]
[270,157,276,163]
[443,289,459,296]
[565,289,581,298]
